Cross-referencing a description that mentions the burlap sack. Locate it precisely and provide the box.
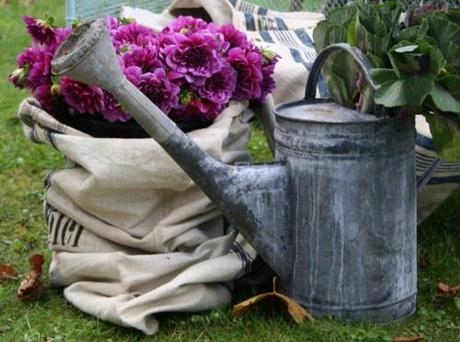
[19,97,256,335]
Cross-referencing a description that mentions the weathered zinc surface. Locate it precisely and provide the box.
[275,101,416,322]
[51,19,417,323]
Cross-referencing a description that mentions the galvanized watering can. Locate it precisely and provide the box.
[51,19,417,323]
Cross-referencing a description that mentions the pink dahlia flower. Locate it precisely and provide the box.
[226,47,264,101]
[258,50,280,101]
[33,84,55,112]
[172,97,223,122]
[53,27,72,49]
[162,32,224,86]
[23,16,55,46]
[60,77,105,115]
[124,66,143,86]
[107,16,119,31]
[101,91,131,123]
[112,22,158,50]
[121,45,161,72]
[138,69,180,113]
[212,23,249,50]
[197,61,237,104]
[162,16,208,35]
[17,47,53,89]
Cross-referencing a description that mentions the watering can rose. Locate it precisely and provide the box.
[10,16,279,124]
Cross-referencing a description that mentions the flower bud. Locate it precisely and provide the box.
[9,68,27,88]
[50,83,61,95]
[179,89,193,106]
[261,48,276,62]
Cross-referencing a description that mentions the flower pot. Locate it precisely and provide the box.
[52,108,211,138]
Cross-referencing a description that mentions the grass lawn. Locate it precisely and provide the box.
[0,1,459,341]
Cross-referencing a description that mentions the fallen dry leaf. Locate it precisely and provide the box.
[393,336,423,342]
[17,254,46,301]
[232,277,314,323]
[0,263,17,281]
[437,282,460,298]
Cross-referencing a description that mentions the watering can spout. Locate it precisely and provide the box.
[51,19,290,275]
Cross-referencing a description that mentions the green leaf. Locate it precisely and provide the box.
[325,70,351,106]
[388,38,444,78]
[366,52,385,68]
[388,42,421,78]
[424,14,460,71]
[454,297,460,311]
[354,16,369,53]
[369,68,398,84]
[378,0,403,28]
[425,114,460,162]
[396,26,426,42]
[327,4,357,25]
[323,51,359,108]
[346,18,356,46]
[374,75,434,108]
[44,14,56,28]
[355,15,390,57]
[439,75,460,101]
[313,21,330,52]
[354,0,401,58]
[425,15,460,47]
[374,80,406,107]
[436,41,460,72]
[429,85,460,114]
[446,8,460,26]
[359,83,375,114]
[119,17,136,25]
[326,25,349,45]
[394,44,418,53]
[313,23,349,52]
[315,3,357,52]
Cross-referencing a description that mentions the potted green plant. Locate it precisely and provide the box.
[313,0,460,161]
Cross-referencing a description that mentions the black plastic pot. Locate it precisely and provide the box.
[52,108,210,138]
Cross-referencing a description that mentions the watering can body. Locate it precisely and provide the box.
[274,100,416,322]
[51,20,417,323]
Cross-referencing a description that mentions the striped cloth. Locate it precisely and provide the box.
[415,116,460,222]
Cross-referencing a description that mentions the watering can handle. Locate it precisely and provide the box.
[304,43,378,100]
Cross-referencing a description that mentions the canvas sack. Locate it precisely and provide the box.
[18,97,257,335]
